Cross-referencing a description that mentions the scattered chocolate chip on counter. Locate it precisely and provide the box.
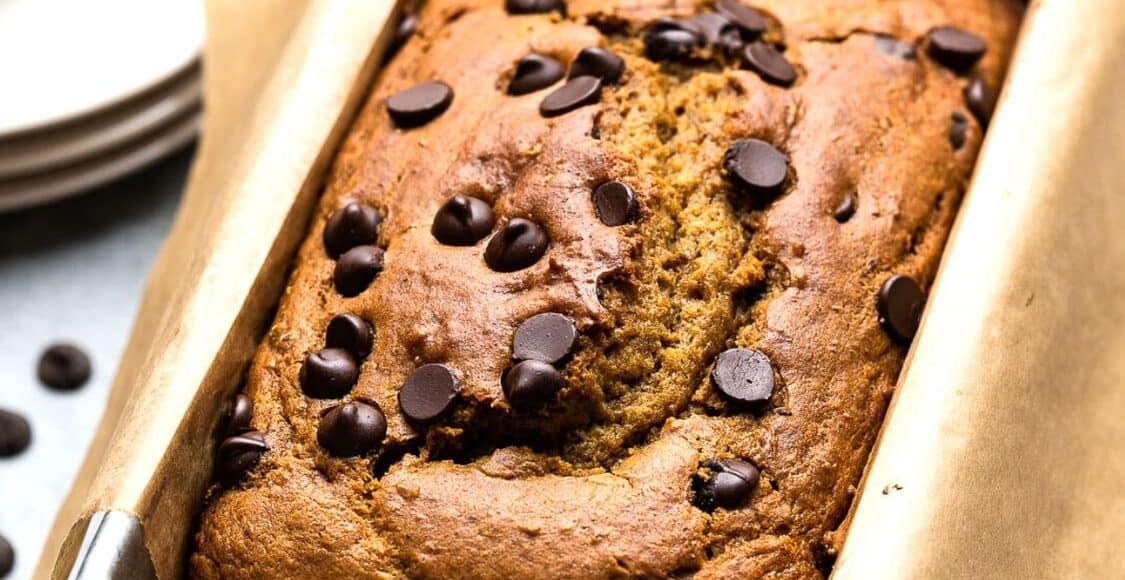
[399,364,460,424]
[0,409,32,458]
[432,195,495,246]
[386,81,454,128]
[300,348,360,399]
[484,218,549,272]
[508,54,566,96]
[318,401,388,457]
[694,458,760,510]
[37,343,91,391]
[877,274,926,343]
[711,348,776,404]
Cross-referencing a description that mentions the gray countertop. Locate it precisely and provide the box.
[0,145,193,579]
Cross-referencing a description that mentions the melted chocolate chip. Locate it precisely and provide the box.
[299,348,360,399]
[0,534,12,578]
[711,348,775,403]
[484,218,549,272]
[512,312,577,364]
[694,458,760,510]
[878,274,926,343]
[399,364,460,423]
[568,47,626,84]
[834,192,857,223]
[508,54,566,96]
[593,181,639,226]
[318,401,387,457]
[0,408,32,457]
[539,76,602,118]
[503,360,565,409]
[949,111,970,150]
[644,24,701,62]
[927,26,987,72]
[324,202,380,258]
[37,343,91,391]
[221,394,253,438]
[874,35,917,60]
[432,195,495,246]
[964,76,996,128]
[505,0,565,15]
[723,138,789,199]
[715,0,766,39]
[217,430,268,487]
[334,245,385,297]
[742,42,796,87]
[326,313,375,359]
[386,81,454,128]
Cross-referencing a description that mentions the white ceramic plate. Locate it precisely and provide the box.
[0,0,205,137]
[0,63,201,179]
[0,109,201,212]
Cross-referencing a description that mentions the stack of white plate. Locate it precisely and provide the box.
[0,0,205,212]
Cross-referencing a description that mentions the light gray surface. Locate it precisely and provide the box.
[0,146,192,580]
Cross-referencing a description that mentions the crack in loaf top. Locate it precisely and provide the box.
[191,0,1023,578]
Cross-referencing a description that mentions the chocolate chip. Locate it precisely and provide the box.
[0,409,31,457]
[593,181,639,226]
[300,348,360,399]
[723,138,789,199]
[711,348,775,403]
[509,54,566,95]
[398,364,459,423]
[715,0,766,38]
[37,343,91,391]
[503,360,565,409]
[877,274,926,343]
[318,401,387,457]
[834,192,857,223]
[217,431,268,487]
[644,26,701,62]
[513,312,577,364]
[0,534,12,578]
[323,202,380,258]
[742,42,796,87]
[694,458,760,510]
[386,81,453,128]
[874,35,917,60]
[484,218,549,272]
[221,394,253,438]
[384,12,418,62]
[334,245,385,297]
[927,26,987,72]
[539,76,602,118]
[432,195,495,246]
[326,313,375,360]
[505,0,565,15]
[964,76,996,128]
[568,47,626,84]
[692,12,738,46]
[949,111,969,150]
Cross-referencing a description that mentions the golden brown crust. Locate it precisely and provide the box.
[192,1,1023,577]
